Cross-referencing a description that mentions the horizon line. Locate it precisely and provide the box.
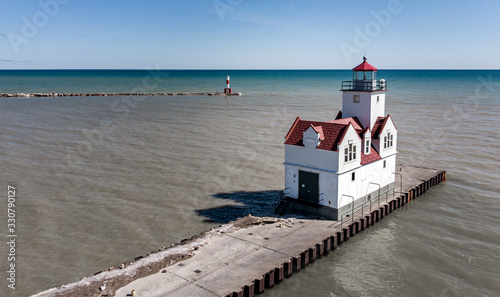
[1,68,499,71]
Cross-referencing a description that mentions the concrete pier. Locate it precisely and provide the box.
[110,164,445,297]
[33,164,444,296]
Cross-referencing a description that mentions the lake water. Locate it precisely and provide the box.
[0,70,499,296]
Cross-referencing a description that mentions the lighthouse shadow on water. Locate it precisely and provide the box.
[195,190,281,223]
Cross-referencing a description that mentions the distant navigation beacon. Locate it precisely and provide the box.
[224,75,232,94]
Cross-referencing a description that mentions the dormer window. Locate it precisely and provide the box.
[344,140,356,163]
[384,130,394,149]
[364,129,371,154]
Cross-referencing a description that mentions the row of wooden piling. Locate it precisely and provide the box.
[226,170,447,297]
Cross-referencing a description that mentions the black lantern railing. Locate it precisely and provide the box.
[341,80,387,91]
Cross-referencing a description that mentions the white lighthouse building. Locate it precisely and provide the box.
[282,57,397,220]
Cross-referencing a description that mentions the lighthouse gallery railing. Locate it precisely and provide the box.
[341,80,387,91]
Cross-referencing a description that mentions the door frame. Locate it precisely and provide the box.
[298,170,319,203]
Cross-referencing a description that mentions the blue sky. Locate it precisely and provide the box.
[0,0,499,69]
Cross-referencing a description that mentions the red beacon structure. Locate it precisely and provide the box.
[224,75,232,94]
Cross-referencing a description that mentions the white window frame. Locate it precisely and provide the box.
[365,137,370,154]
[344,140,357,163]
[383,130,394,149]
[353,95,360,103]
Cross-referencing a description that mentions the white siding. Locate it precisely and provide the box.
[284,165,299,198]
[370,93,385,129]
[342,91,386,130]
[284,145,338,172]
[337,125,362,174]
[284,165,338,206]
[342,91,372,129]
[337,155,396,208]
[319,172,338,207]
[337,170,357,208]
[378,118,397,158]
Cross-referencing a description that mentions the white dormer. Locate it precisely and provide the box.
[337,123,362,173]
[374,115,397,158]
[363,128,371,154]
[303,125,324,149]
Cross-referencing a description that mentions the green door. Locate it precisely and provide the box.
[298,170,319,203]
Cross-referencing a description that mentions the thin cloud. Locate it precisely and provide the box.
[228,11,328,41]
[0,59,34,63]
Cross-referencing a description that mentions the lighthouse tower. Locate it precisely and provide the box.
[341,56,387,130]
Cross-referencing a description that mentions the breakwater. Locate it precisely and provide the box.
[0,92,241,98]
[33,165,446,297]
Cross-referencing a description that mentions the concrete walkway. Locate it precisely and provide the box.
[115,165,446,297]
[116,219,335,297]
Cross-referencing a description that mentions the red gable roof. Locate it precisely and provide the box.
[361,147,382,165]
[371,115,396,139]
[285,116,383,165]
[371,116,386,139]
[285,117,301,141]
[285,119,349,151]
[353,59,378,71]
[328,117,364,133]
[311,125,325,141]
